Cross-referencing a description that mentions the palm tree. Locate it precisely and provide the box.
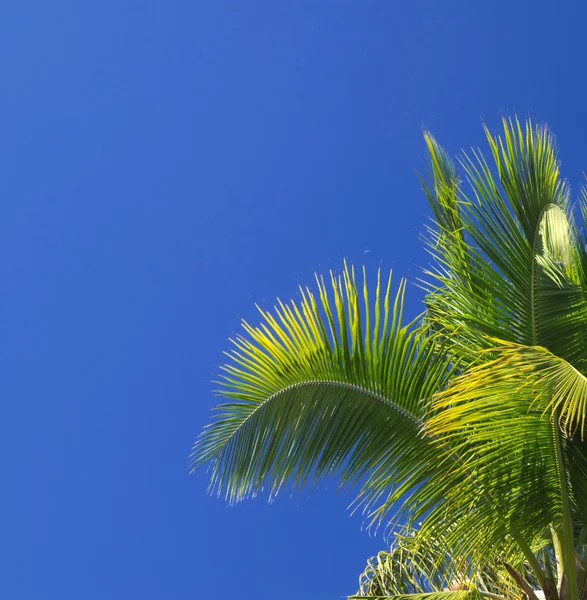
[192,118,587,600]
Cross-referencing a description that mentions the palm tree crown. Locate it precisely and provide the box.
[192,119,587,600]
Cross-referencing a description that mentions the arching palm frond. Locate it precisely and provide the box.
[191,266,456,515]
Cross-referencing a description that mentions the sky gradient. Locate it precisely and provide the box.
[3,2,587,598]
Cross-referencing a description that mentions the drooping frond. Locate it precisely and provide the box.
[426,341,563,550]
[423,338,587,579]
[191,265,456,514]
[433,340,587,438]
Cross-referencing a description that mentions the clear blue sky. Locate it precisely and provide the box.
[2,2,587,598]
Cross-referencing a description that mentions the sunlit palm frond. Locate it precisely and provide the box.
[435,340,587,438]
[426,342,562,547]
[425,338,587,589]
[191,265,455,513]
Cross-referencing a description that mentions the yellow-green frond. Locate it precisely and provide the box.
[191,265,456,513]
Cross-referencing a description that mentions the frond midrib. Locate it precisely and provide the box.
[193,377,427,467]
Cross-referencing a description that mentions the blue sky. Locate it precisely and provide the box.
[2,2,587,598]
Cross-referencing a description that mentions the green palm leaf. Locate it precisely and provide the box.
[191,266,455,514]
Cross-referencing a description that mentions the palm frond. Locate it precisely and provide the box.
[351,522,524,600]
[436,340,587,438]
[425,341,563,552]
[424,338,587,567]
[354,525,460,598]
[423,119,587,372]
[482,118,569,242]
[191,265,455,514]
